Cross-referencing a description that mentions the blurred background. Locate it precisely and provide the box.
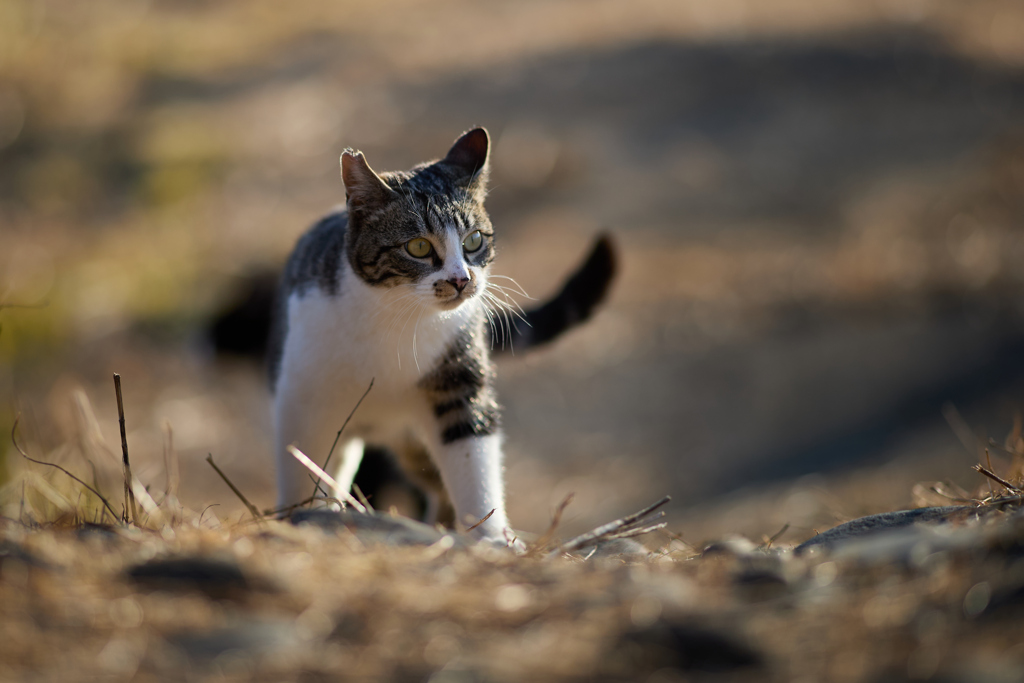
[2,0,1024,543]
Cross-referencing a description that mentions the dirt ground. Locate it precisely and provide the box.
[3,0,1024,679]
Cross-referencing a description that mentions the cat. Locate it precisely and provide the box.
[267,127,613,545]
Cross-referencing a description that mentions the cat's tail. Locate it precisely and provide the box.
[206,234,617,360]
[208,269,278,360]
[487,234,617,353]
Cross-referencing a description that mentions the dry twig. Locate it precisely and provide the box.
[555,495,671,556]
[289,445,367,513]
[206,454,264,524]
[264,496,320,517]
[113,374,139,525]
[604,521,668,541]
[311,378,374,501]
[974,463,1022,494]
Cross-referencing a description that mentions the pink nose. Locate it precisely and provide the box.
[449,276,470,292]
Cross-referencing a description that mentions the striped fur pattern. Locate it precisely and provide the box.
[271,128,519,547]
[419,329,501,445]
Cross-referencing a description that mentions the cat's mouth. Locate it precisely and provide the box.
[437,290,473,310]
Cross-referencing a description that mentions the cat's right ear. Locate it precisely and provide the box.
[443,128,490,198]
[341,150,393,213]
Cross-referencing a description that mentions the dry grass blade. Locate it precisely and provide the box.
[985,448,995,497]
[113,374,139,525]
[351,483,375,513]
[759,522,790,550]
[130,478,165,526]
[288,445,367,513]
[466,508,495,532]
[928,483,974,503]
[11,415,119,523]
[944,403,980,458]
[163,420,179,501]
[605,521,669,540]
[206,454,264,524]
[263,496,319,517]
[556,495,671,555]
[525,493,575,557]
[973,464,1022,494]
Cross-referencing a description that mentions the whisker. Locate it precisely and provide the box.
[488,286,531,322]
[486,308,499,350]
[485,290,529,327]
[411,306,426,373]
[381,295,422,350]
[488,274,533,299]
[481,300,499,350]
[373,289,419,324]
[395,294,423,369]
[484,293,516,352]
[378,290,418,331]
[484,279,532,328]
[488,294,526,351]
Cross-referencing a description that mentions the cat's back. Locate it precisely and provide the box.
[268,209,349,389]
[281,209,349,298]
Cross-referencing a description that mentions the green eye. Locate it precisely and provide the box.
[463,230,484,253]
[406,238,432,258]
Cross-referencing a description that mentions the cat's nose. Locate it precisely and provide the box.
[448,276,470,293]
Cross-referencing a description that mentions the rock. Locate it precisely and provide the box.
[288,508,467,548]
[0,539,48,570]
[794,506,976,555]
[167,621,297,663]
[610,620,763,673]
[127,556,255,599]
[576,538,651,560]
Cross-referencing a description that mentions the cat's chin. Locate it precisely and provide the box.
[435,294,473,312]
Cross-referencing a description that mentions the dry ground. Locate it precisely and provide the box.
[4,0,1024,679]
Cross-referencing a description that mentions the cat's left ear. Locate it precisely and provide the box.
[443,127,490,198]
[341,149,394,214]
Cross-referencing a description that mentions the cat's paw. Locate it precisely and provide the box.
[471,528,527,554]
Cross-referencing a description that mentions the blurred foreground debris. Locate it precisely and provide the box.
[3,468,1024,680]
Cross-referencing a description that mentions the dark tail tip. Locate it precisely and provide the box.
[208,270,278,360]
[566,232,617,320]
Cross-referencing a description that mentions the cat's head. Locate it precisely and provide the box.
[341,128,494,312]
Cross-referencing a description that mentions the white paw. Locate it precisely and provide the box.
[471,528,526,554]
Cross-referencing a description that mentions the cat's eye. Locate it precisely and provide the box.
[463,230,484,253]
[406,238,433,258]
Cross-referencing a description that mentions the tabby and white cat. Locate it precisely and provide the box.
[270,128,522,544]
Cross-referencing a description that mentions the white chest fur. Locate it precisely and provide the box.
[272,266,511,546]
[279,267,482,406]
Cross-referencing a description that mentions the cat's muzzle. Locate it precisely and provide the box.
[433,278,477,309]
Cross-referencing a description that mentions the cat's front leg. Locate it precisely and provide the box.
[273,373,366,510]
[429,432,516,547]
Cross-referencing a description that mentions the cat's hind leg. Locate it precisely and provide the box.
[326,437,365,505]
[392,440,456,527]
